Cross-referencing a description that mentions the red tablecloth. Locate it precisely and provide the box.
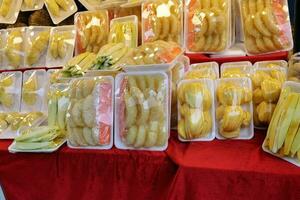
[0,132,299,200]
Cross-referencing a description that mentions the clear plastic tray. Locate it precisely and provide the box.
[221,61,253,78]
[254,60,288,69]
[188,62,220,80]
[0,0,22,24]
[115,71,169,151]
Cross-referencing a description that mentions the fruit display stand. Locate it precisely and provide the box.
[0,131,299,200]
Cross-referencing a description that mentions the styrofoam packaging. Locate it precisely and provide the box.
[177,79,216,142]
[187,62,219,80]
[115,71,169,151]
[24,26,51,68]
[0,0,22,24]
[254,60,288,69]
[46,26,76,68]
[141,0,183,46]
[252,67,287,129]
[178,55,190,72]
[288,53,300,82]
[184,0,231,53]
[66,76,114,150]
[109,15,138,48]
[215,77,254,140]
[21,69,49,114]
[75,10,109,55]
[21,0,44,12]
[0,72,22,112]
[239,0,293,55]
[79,0,104,10]
[44,0,77,25]
[262,81,300,167]
[3,27,26,70]
[221,61,253,78]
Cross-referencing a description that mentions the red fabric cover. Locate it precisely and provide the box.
[0,132,299,200]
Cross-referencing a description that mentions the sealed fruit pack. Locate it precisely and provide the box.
[185,0,231,53]
[0,0,22,24]
[115,72,169,151]
[216,78,254,139]
[21,0,44,11]
[239,0,293,55]
[75,10,109,55]
[0,72,22,112]
[66,76,113,149]
[221,61,253,78]
[254,60,288,69]
[186,62,219,80]
[178,79,216,141]
[79,0,105,10]
[263,81,300,167]
[142,0,183,45]
[44,0,77,24]
[288,53,300,82]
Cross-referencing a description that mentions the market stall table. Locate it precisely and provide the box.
[0,132,299,200]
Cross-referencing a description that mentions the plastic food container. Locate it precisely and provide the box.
[239,0,293,55]
[46,25,76,68]
[184,0,231,53]
[177,79,216,141]
[79,0,104,10]
[0,0,22,24]
[0,72,22,113]
[254,60,288,69]
[221,61,253,78]
[215,77,254,140]
[24,26,51,68]
[75,10,109,55]
[142,0,183,46]
[109,15,138,48]
[187,62,219,80]
[66,76,114,149]
[115,71,169,151]
[21,0,44,12]
[44,0,77,25]
[21,69,49,114]
[288,53,300,82]
[263,81,300,167]
[252,67,287,128]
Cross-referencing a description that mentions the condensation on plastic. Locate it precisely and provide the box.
[239,0,293,55]
[115,71,169,151]
[252,66,287,128]
[184,0,231,53]
[254,60,288,69]
[215,77,254,140]
[0,71,22,112]
[21,69,49,114]
[187,62,219,80]
[46,25,76,68]
[24,26,51,68]
[142,0,183,46]
[75,10,109,55]
[3,27,26,70]
[21,0,44,12]
[0,0,22,24]
[221,61,253,78]
[66,76,114,149]
[177,79,216,141]
[109,15,138,48]
[288,53,300,82]
[262,81,300,167]
[44,0,77,25]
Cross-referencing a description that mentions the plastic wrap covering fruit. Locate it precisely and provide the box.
[263,81,300,167]
[21,0,44,12]
[10,126,65,152]
[66,77,113,149]
[288,53,300,82]
[221,61,253,78]
[115,72,169,150]
[251,67,286,127]
[46,25,76,67]
[0,0,22,24]
[186,62,219,80]
[185,0,231,53]
[240,0,293,55]
[48,83,69,133]
[25,26,51,67]
[44,0,77,25]
[79,0,104,10]
[254,60,288,69]
[142,0,183,45]
[109,16,138,48]
[216,78,253,139]
[75,10,109,54]
[177,79,215,141]
[21,70,49,114]
[0,72,22,112]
